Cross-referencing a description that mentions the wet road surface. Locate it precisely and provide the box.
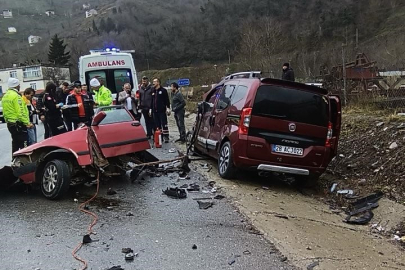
[0,122,45,168]
[0,144,296,270]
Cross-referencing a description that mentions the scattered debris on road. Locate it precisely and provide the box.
[337,189,354,195]
[0,166,17,189]
[214,194,225,200]
[274,214,289,220]
[107,188,117,195]
[162,187,187,199]
[125,252,137,261]
[126,211,134,217]
[106,266,124,270]
[343,191,383,225]
[197,200,214,209]
[168,148,176,153]
[82,234,93,244]
[330,183,338,193]
[228,258,236,265]
[178,171,190,180]
[243,250,251,255]
[307,261,320,270]
[122,248,133,254]
[186,183,200,192]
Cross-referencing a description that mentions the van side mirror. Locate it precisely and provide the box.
[198,101,213,114]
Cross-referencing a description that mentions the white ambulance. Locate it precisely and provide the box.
[79,48,139,101]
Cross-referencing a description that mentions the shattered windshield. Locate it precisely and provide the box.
[97,107,133,125]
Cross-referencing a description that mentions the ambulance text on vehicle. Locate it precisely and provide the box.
[79,48,138,100]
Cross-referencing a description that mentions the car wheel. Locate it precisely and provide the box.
[41,159,71,200]
[218,141,236,179]
[0,117,4,123]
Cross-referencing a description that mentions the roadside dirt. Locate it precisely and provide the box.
[168,111,405,270]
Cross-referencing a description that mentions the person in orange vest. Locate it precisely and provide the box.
[66,83,94,129]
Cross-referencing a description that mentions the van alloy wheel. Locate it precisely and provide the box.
[219,145,230,175]
[218,141,236,179]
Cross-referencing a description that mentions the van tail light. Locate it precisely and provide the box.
[325,121,333,147]
[238,108,252,135]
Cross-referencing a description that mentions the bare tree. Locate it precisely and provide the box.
[42,66,70,85]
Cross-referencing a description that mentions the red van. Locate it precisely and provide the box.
[190,72,341,184]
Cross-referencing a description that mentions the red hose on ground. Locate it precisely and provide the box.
[72,171,100,270]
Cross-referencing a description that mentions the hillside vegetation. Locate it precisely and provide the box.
[0,0,404,79]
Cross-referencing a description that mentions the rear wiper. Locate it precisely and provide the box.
[258,113,287,118]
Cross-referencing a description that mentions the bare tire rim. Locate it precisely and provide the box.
[219,145,230,175]
[43,164,58,193]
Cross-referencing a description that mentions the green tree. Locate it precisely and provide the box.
[99,18,107,32]
[48,34,70,66]
[106,17,116,33]
[92,19,98,32]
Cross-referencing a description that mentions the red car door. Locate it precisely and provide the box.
[92,108,150,158]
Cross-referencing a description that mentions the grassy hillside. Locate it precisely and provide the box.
[1,0,405,81]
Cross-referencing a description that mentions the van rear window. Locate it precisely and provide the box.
[252,85,329,126]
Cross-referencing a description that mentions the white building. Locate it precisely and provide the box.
[8,27,17,33]
[85,9,97,18]
[28,35,41,46]
[0,65,70,94]
[45,10,55,16]
[3,9,13,18]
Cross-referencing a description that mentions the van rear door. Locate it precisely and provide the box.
[247,84,330,168]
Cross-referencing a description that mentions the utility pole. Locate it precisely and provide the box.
[356,28,359,49]
[228,50,231,65]
[342,44,347,106]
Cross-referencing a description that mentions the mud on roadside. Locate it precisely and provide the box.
[168,112,405,270]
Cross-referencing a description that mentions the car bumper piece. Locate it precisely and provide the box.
[257,164,310,176]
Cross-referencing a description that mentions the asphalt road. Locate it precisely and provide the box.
[0,125,295,270]
[0,122,45,168]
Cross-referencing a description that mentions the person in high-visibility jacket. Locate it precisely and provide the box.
[2,78,33,155]
[90,78,112,107]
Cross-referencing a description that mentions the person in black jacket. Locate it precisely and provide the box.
[138,76,155,138]
[35,91,51,139]
[151,78,170,143]
[281,63,295,82]
[170,82,186,143]
[56,82,73,131]
[43,82,67,136]
[66,83,94,129]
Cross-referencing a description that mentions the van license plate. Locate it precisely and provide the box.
[272,145,303,156]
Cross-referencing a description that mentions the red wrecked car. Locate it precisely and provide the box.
[9,106,158,199]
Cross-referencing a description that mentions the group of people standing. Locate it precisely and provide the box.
[2,77,110,155]
[38,79,102,138]
[3,75,187,157]
[137,76,186,143]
